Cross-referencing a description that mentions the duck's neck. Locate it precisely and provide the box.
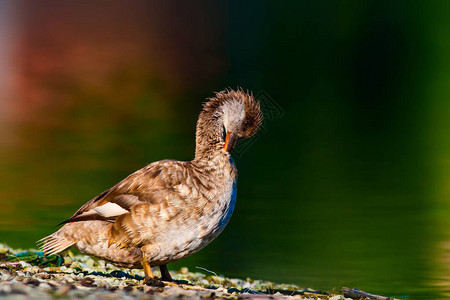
[194,105,226,161]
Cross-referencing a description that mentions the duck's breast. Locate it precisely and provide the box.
[147,157,238,264]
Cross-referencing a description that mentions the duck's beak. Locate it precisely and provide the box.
[224,132,239,152]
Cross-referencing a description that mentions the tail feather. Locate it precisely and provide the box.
[37,221,142,269]
[38,233,75,256]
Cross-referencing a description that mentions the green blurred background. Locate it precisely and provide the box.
[1,1,450,298]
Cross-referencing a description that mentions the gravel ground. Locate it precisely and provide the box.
[0,244,356,300]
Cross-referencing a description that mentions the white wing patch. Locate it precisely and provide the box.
[94,202,129,218]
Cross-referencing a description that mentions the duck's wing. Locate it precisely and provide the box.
[60,160,192,224]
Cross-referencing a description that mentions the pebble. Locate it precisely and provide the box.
[55,284,73,296]
[43,283,56,290]
[329,296,347,300]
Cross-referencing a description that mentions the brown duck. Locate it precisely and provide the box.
[39,88,263,283]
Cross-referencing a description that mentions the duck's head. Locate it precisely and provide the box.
[196,88,263,157]
[217,89,263,152]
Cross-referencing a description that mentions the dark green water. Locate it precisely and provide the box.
[1,1,450,299]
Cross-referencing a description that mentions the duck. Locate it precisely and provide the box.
[38,88,263,283]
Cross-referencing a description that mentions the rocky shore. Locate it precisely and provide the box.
[0,244,392,300]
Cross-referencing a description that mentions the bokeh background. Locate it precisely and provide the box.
[1,1,450,298]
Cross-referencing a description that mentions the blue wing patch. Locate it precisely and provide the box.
[218,157,238,229]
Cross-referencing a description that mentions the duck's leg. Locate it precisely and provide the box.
[141,252,164,286]
[159,264,172,281]
[142,252,154,281]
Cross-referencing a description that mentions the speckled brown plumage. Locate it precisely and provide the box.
[38,88,262,283]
